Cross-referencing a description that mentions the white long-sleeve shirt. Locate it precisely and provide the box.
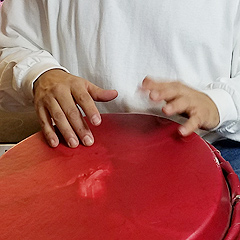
[0,0,240,142]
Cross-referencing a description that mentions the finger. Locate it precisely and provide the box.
[89,84,118,102]
[56,91,95,146]
[89,87,118,125]
[162,97,190,116]
[72,83,118,126]
[144,81,185,103]
[142,77,171,92]
[44,97,83,148]
[72,88,102,126]
[178,114,202,136]
[36,105,59,148]
[142,76,156,89]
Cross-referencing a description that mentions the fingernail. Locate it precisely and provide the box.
[68,138,78,148]
[82,135,94,146]
[163,105,172,115]
[82,135,93,146]
[179,126,187,136]
[50,139,58,148]
[91,114,101,126]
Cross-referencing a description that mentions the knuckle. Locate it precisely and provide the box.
[172,81,188,95]
[61,128,73,138]
[52,110,65,122]
[71,77,86,87]
[75,123,90,137]
[66,107,80,120]
[38,117,48,128]
[50,84,64,95]
[75,127,87,136]
[44,130,54,140]
[76,92,91,104]
[35,93,52,106]
[172,81,182,89]
[42,98,54,109]
[193,114,202,128]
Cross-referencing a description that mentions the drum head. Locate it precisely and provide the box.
[0,114,231,239]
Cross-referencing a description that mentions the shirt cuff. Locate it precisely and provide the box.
[202,88,238,130]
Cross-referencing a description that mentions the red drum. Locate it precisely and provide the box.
[0,114,239,240]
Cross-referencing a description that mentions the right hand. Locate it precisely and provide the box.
[33,69,118,148]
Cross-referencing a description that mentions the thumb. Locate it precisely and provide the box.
[88,83,118,102]
[142,76,156,90]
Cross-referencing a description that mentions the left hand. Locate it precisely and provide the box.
[142,77,220,136]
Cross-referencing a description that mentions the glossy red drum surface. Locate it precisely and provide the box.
[0,114,239,240]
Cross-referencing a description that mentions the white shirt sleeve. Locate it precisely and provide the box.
[202,9,240,140]
[0,1,68,111]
